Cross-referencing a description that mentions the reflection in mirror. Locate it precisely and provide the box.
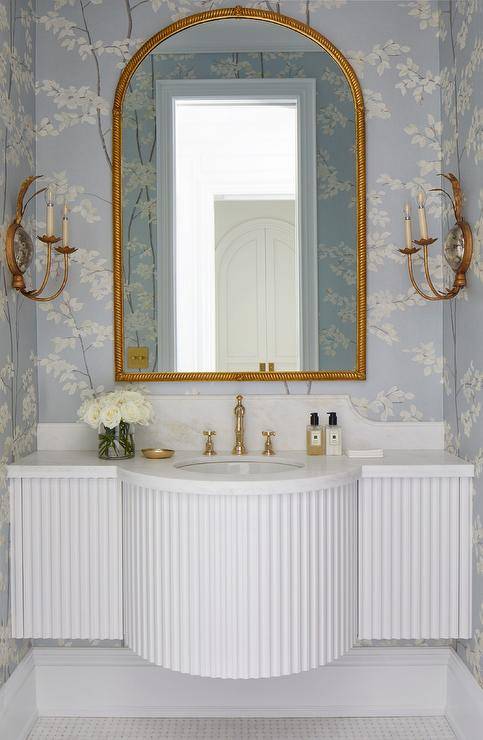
[118,15,363,378]
[172,98,299,372]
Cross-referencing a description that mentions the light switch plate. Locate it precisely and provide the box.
[127,346,149,369]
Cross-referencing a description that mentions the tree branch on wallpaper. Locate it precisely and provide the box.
[1,0,34,224]
[39,291,111,397]
[440,0,482,459]
[123,53,158,371]
[439,0,483,689]
[0,0,37,690]
[78,0,111,168]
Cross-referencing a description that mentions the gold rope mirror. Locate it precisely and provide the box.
[112,6,366,382]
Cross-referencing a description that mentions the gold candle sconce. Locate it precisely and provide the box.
[5,175,78,302]
[399,173,473,301]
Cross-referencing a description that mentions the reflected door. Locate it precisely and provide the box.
[216,218,298,371]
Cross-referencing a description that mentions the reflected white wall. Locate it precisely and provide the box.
[173,102,296,371]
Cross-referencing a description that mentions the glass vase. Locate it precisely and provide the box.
[98,420,135,460]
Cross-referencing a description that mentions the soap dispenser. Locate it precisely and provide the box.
[325,412,342,456]
[306,412,325,456]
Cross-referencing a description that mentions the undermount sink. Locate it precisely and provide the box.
[174,456,305,476]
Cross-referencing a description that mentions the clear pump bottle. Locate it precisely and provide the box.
[306,412,325,456]
[325,411,342,456]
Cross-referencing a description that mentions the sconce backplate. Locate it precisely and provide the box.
[444,224,465,271]
[6,222,34,289]
[436,174,473,284]
[449,219,472,282]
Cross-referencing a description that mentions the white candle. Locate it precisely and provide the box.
[62,201,69,247]
[46,188,54,237]
[417,190,428,239]
[403,202,412,249]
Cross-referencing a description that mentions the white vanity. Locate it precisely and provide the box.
[8,449,473,679]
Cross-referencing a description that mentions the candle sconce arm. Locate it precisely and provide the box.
[406,252,460,302]
[406,253,442,301]
[21,252,72,303]
[421,245,457,300]
[24,236,57,298]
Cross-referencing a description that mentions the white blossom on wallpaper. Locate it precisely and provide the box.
[0,0,37,690]
[34,0,445,424]
[440,0,483,688]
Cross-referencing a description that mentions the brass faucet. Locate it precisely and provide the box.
[232,394,247,455]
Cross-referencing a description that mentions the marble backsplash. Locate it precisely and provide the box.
[37,394,443,454]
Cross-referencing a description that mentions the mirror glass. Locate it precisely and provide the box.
[118,17,363,377]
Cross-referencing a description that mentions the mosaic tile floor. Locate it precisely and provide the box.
[29,716,456,739]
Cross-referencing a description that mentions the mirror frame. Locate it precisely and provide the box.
[112,5,366,382]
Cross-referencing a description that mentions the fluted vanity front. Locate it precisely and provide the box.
[123,474,357,678]
[7,450,473,680]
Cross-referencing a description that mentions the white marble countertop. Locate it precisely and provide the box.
[7,450,474,495]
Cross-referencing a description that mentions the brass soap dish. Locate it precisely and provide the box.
[141,448,175,460]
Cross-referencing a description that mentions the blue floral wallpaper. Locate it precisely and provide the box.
[0,0,37,690]
[35,0,444,423]
[439,0,483,687]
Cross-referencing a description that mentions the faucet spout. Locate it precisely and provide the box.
[232,394,247,455]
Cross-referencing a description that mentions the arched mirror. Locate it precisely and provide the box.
[113,7,366,382]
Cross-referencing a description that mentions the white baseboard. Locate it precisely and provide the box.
[33,646,449,718]
[3,645,482,738]
[0,647,483,740]
[0,651,37,740]
[446,648,483,740]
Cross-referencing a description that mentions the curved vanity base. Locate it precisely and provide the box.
[8,451,473,679]
[123,481,357,679]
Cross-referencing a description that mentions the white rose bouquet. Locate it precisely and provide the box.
[78,390,153,459]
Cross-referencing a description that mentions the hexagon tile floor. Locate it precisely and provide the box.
[28,716,456,739]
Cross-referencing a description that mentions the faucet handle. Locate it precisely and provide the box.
[203,430,217,456]
[262,430,276,456]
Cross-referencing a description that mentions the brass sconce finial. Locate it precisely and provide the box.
[399,173,473,301]
[5,175,78,302]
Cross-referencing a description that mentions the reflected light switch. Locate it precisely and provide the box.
[127,346,149,369]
